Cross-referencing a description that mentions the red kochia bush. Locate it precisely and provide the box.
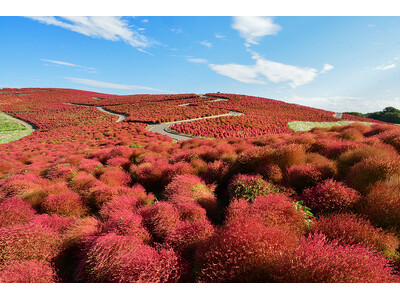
[0,197,36,227]
[0,260,58,283]
[103,212,151,244]
[285,165,322,192]
[100,167,131,187]
[164,174,217,217]
[225,196,308,236]
[269,143,306,171]
[346,158,400,194]
[362,179,400,229]
[0,224,61,265]
[311,213,399,257]
[194,215,299,282]
[139,202,181,242]
[273,234,400,283]
[83,233,185,283]
[41,190,88,217]
[300,179,360,215]
[228,174,279,202]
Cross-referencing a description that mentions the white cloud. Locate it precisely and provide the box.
[368,24,376,27]
[232,16,281,46]
[200,40,212,48]
[285,95,400,113]
[187,58,208,64]
[215,33,225,39]
[373,63,396,70]
[209,51,318,88]
[41,59,96,72]
[65,77,169,92]
[320,63,334,74]
[28,17,152,51]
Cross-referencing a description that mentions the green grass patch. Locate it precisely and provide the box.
[288,120,374,132]
[0,112,34,144]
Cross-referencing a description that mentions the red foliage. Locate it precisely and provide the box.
[228,174,279,202]
[285,164,322,192]
[300,179,361,215]
[164,174,217,217]
[41,190,88,217]
[362,179,400,229]
[0,260,59,283]
[194,215,299,282]
[99,167,131,187]
[0,197,36,227]
[272,233,400,283]
[310,213,399,257]
[0,224,62,265]
[83,233,185,282]
[269,143,306,171]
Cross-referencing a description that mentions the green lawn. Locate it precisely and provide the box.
[0,112,34,144]
[287,120,374,132]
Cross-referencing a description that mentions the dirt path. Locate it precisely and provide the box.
[64,103,128,122]
[0,111,38,130]
[67,95,243,141]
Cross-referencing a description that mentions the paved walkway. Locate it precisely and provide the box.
[64,103,128,122]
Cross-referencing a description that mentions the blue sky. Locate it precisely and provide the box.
[1,15,399,113]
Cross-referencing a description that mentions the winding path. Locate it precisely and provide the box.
[66,95,243,141]
[0,111,38,130]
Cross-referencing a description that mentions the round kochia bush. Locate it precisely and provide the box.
[82,233,185,283]
[194,214,299,282]
[310,213,399,257]
[300,179,361,215]
[0,260,59,283]
[228,174,279,202]
[272,233,400,283]
[0,197,36,227]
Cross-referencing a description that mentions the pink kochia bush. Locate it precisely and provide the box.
[310,213,399,257]
[0,197,36,227]
[300,179,361,215]
[228,174,279,202]
[0,260,59,283]
[225,195,309,236]
[272,234,400,283]
[163,174,217,218]
[41,190,88,217]
[82,233,185,283]
[194,214,299,282]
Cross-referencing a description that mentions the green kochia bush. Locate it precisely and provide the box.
[228,174,280,202]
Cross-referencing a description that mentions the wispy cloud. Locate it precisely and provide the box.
[373,63,396,71]
[320,63,334,74]
[28,17,153,52]
[65,77,170,92]
[232,16,281,46]
[200,40,212,48]
[215,33,225,39]
[209,51,318,88]
[187,58,208,64]
[41,59,97,72]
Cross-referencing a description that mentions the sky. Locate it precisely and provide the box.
[1,7,400,113]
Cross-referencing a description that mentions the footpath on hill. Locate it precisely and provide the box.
[66,95,243,141]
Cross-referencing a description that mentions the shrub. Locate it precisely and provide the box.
[63,217,101,246]
[103,212,151,243]
[83,233,185,282]
[228,174,279,202]
[379,129,400,153]
[194,215,299,282]
[305,153,337,179]
[0,260,58,283]
[337,145,397,178]
[272,233,400,283]
[130,157,169,192]
[99,194,140,220]
[0,197,36,227]
[139,202,181,242]
[41,190,88,217]
[346,158,400,194]
[225,196,309,236]
[285,165,322,192]
[269,143,306,171]
[256,163,283,184]
[311,213,399,257]
[362,179,400,229]
[175,202,208,223]
[340,128,365,141]
[68,173,99,199]
[30,214,75,234]
[0,224,62,265]
[201,160,230,184]
[164,174,217,217]
[165,219,215,255]
[161,162,197,186]
[99,167,130,187]
[300,179,360,215]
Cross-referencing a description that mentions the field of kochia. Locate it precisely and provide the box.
[1,88,400,283]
